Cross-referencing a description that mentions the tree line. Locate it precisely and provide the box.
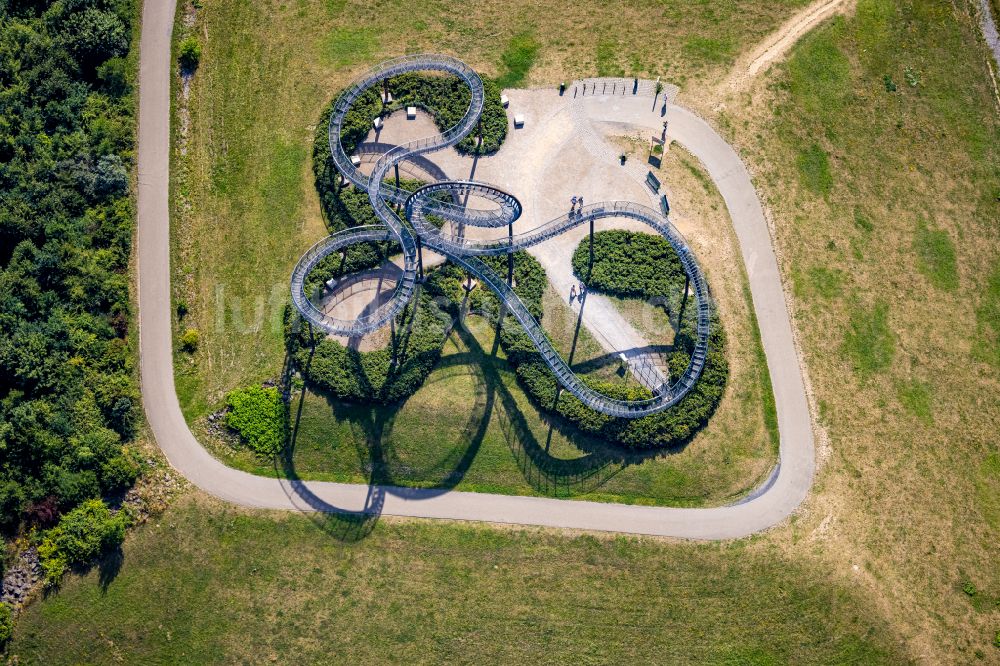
[0,0,140,582]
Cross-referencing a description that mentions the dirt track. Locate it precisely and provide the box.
[727,0,855,91]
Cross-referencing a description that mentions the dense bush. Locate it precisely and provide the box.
[178,37,201,73]
[180,327,200,352]
[571,230,686,301]
[0,602,10,644]
[37,499,128,585]
[0,0,140,534]
[224,386,287,456]
[288,280,454,405]
[476,240,727,450]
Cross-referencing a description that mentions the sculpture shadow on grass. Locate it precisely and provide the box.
[454,315,699,499]
[272,317,495,542]
[273,339,385,542]
[274,298,702,541]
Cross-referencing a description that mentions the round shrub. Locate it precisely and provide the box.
[179,327,199,352]
[178,37,201,73]
[224,386,287,456]
[100,453,140,493]
[0,602,12,644]
[37,499,127,585]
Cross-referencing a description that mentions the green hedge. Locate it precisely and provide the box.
[288,267,458,405]
[224,386,287,456]
[572,229,687,306]
[472,238,727,450]
[312,72,508,224]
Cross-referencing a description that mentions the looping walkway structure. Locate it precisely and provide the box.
[140,0,815,537]
[290,55,712,419]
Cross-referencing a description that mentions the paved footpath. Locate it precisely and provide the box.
[138,0,814,538]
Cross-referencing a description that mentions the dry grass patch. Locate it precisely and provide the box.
[720,0,1000,658]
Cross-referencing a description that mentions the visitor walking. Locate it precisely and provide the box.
[569,284,577,303]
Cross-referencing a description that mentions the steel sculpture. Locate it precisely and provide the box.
[291,55,710,418]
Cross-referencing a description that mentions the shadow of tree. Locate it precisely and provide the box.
[97,546,124,594]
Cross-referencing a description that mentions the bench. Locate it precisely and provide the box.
[513,114,525,128]
[500,94,509,108]
[660,194,670,216]
[645,171,660,193]
[350,155,361,167]
[372,117,382,130]
[406,106,417,119]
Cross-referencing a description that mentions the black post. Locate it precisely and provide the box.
[507,223,514,287]
[678,274,690,324]
[588,217,595,274]
[390,316,397,366]
[394,163,401,213]
[416,235,424,281]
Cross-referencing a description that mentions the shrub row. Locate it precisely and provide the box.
[287,270,457,405]
[388,73,508,155]
[474,238,727,450]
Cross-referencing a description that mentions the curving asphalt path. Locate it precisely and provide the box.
[137,0,814,538]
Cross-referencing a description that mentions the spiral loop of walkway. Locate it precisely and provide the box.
[291,55,712,418]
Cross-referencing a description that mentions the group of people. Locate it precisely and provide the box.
[569,195,585,215]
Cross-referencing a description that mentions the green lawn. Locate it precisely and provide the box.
[7,495,904,664]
